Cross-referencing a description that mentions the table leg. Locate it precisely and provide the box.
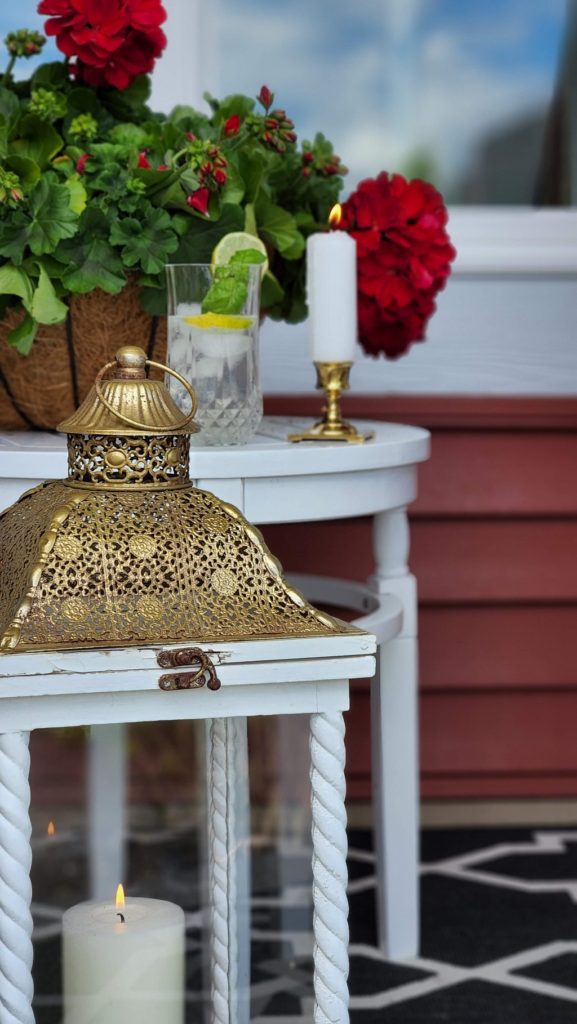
[310,712,349,1024]
[0,732,34,1024]
[206,717,250,1024]
[88,724,127,900]
[370,508,420,959]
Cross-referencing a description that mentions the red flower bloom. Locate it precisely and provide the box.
[75,152,91,173]
[223,114,240,137]
[339,171,456,358]
[37,0,167,90]
[186,187,210,216]
[137,150,151,168]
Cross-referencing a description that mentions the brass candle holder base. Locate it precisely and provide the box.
[288,362,374,444]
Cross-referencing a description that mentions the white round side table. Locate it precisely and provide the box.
[0,415,430,960]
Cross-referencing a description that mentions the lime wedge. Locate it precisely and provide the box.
[211,231,268,276]
[183,313,253,330]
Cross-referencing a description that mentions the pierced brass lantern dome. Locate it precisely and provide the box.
[0,347,352,653]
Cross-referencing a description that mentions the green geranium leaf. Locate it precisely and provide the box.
[0,214,31,264]
[7,313,38,355]
[236,148,268,203]
[5,155,41,191]
[255,195,304,257]
[209,93,255,125]
[31,264,68,324]
[108,123,150,148]
[66,87,103,117]
[25,176,79,255]
[103,75,151,120]
[168,106,212,139]
[0,87,20,126]
[220,161,245,206]
[64,174,87,214]
[174,203,244,263]
[32,62,70,91]
[10,116,63,169]
[109,208,179,275]
[138,274,166,315]
[0,115,8,159]
[0,264,34,308]
[56,208,125,294]
[260,269,284,308]
[244,203,258,237]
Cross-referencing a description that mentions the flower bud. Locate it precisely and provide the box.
[4,29,46,59]
[258,85,273,111]
[75,153,91,174]
[214,169,227,185]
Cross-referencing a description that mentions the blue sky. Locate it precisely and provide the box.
[1,0,568,199]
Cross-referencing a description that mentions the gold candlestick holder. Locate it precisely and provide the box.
[288,362,374,443]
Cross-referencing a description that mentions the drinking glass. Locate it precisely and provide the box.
[166,263,262,446]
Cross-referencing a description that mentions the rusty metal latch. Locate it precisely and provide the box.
[157,647,221,691]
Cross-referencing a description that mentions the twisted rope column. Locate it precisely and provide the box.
[0,732,34,1024]
[207,718,235,1024]
[310,712,349,1024]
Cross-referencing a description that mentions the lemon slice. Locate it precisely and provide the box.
[183,313,253,330]
[210,231,268,276]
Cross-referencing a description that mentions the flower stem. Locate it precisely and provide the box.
[2,55,16,86]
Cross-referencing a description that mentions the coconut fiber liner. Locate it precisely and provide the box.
[0,279,167,431]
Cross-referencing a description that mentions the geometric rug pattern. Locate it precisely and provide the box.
[30,827,577,1022]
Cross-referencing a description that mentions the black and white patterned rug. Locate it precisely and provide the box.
[30,826,577,1022]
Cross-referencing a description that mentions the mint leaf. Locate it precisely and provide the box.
[202,267,249,315]
[229,248,266,266]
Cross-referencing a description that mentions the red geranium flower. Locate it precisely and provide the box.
[37,0,167,90]
[339,171,456,358]
[186,187,210,216]
[223,114,240,137]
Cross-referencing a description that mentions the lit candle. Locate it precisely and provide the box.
[63,885,185,1024]
[307,204,357,363]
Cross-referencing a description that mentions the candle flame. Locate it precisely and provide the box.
[328,203,342,227]
[47,821,55,837]
[115,884,125,909]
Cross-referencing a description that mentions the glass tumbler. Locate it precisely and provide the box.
[166,263,262,446]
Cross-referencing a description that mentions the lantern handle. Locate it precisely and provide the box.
[94,357,197,432]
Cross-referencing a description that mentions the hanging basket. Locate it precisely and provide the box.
[0,279,167,431]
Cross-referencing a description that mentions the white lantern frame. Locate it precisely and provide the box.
[0,630,377,1024]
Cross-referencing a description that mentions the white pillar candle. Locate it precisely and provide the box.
[63,895,185,1024]
[307,228,357,363]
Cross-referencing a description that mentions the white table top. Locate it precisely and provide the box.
[0,417,430,525]
[0,417,429,477]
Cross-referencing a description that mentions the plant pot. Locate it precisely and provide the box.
[0,279,167,431]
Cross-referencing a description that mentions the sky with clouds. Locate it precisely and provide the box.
[2,0,568,201]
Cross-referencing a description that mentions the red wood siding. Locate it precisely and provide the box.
[263,395,577,801]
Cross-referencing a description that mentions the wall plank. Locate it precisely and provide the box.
[264,394,577,801]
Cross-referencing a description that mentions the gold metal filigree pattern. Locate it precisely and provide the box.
[0,481,356,652]
[66,434,190,487]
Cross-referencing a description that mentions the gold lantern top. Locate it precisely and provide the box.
[0,347,358,653]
